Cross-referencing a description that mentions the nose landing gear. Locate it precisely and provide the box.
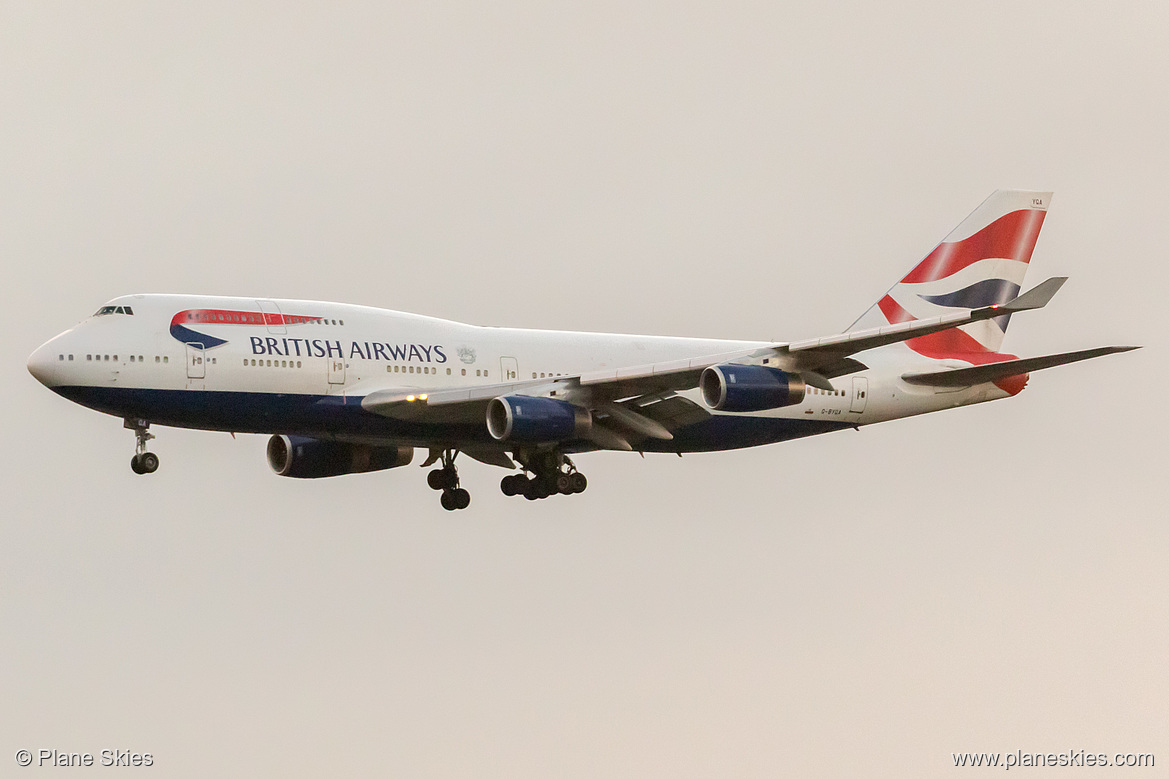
[125,418,159,474]
[426,449,470,510]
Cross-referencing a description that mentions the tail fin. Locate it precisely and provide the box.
[850,190,1051,357]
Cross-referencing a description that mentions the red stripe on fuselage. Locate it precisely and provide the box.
[900,209,1046,284]
[170,309,322,327]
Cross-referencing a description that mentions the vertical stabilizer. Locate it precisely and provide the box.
[849,190,1051,356]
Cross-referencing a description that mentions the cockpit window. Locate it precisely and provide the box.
[94,305,134,317]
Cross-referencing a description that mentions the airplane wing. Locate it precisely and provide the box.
[360,277,1068,447]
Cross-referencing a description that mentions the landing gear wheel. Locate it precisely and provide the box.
[139,452,159,474]
[440,490,458,511]
[523,479,540,500]
[555,473,573,494]
[500,474,521,496]
[428,469,448,490]
[452,488,471,510]
[130,455,144,474]
[570,472,587,493]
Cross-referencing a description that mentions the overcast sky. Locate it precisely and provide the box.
[2,3,1165,777]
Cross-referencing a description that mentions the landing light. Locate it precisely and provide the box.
[419,394,428,400]
[406,395,416,402]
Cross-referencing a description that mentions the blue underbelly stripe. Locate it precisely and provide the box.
[51,386,853,452]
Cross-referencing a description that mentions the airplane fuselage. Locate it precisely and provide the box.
[28,293,989,455]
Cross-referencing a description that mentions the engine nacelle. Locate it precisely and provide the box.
[486,395,591,442]
[266,435,414,478]
[700,364,806,412]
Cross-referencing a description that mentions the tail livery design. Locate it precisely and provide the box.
[850,190,1051,393]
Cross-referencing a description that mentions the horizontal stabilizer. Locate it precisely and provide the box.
[901,346,1138,387]
[996,276,1066,313]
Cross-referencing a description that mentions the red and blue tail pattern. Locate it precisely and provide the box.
[850,190,1051,394]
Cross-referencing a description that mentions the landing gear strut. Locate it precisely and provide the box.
[427,449,470,510]
[125,418,159,475]
[501,451,587,500]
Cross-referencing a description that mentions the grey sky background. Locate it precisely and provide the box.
[2,2,1165,776]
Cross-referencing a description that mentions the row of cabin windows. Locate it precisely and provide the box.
[245,359,302,368]
[380,365,500,378]
[76,353,169,363]
[386,365,442,375]
[534,372,565,379]
[810,387,845,397]
[178,312,345,326]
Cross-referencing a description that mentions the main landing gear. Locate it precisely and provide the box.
[427,449,471,511]
[500,451,587,501]
[125,418,159,475]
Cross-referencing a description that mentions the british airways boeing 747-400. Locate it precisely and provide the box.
[27,191,1135,509]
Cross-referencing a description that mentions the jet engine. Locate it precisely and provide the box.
[700,364,806,412]
[266,435,414,478]
[486,396,591,442]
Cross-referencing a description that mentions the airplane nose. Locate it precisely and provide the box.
[27,341,58,387]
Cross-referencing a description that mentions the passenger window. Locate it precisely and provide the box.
[461,369,466,376]
[58,354,64,361]
[296,361,301,368]
[339,320,344,326]
[446,368,451,375]
[68,355,73,361]
[130,355,135,362]
[113,355,118,361]
[87,355,92,361]
[163,356,168,363]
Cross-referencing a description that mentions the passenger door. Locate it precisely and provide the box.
[500,356,519,382]
[256,299,286,334]
[186,343,206,380]
[850,376,868,413]
[328,356,346,386]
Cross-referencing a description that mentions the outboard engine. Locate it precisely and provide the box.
[486,396,592,442]
[700,364,806,412]
[267,435,414,478]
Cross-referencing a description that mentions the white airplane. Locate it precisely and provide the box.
[28,191,1135,510]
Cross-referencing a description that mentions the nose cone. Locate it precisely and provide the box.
[28,340,61,387]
